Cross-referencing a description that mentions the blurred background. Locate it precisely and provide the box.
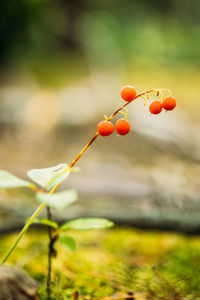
[0,0,200,233]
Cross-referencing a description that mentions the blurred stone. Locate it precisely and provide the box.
[0,265,39,300]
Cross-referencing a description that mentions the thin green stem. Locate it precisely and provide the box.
[0,203,46,264]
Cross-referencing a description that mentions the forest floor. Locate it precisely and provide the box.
[0,227,200,299]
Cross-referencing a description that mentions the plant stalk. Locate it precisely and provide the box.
[0,89,154,264]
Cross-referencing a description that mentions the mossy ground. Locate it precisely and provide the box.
[0,227,200,300]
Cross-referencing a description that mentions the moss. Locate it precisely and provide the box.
[1,227,200,299]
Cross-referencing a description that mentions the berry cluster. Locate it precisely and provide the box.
[97,118,130,137]
[149,96,176,115]
[97,85,176,137]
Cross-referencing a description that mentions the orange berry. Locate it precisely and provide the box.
[120,85,136,102]
[162,96,176,111]
[97,121,114,136]
[149,100,162,115]
[115,119,131,135]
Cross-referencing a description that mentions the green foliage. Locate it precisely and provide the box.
[36,189,77,209]
[61,218,114,231]
[34,218,59,229]
[1,0,200,67]
[0,170,32,189]
[1,228,200,299]
[27,164,70,191]
[163,245,200,294]
[0,0,49,62]
[59,235,76,252]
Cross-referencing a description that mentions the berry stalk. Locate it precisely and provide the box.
[0,87,174,265]
[69,90,154,167]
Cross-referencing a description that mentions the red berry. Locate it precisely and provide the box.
[97,121,114,136]
[115,119,131,135]
[120,85,136,102]
[149,100,162,115]
[162,96,176,111]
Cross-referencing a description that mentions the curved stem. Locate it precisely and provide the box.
[52,90,154,193]
[0,89,154,264]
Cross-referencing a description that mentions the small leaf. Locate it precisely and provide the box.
[0,170,32,189]
[36,189,77,210]
[34,218,59,229]
[61,218,114,231]
[59,235,76,251]
[27,164,70,190]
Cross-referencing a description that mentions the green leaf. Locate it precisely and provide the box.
[33,218,59,229]
[0,170,32,189]
[61,218,114,231]
[27,164,70,190]
[36,189,78,210]
[59,235,76,251]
